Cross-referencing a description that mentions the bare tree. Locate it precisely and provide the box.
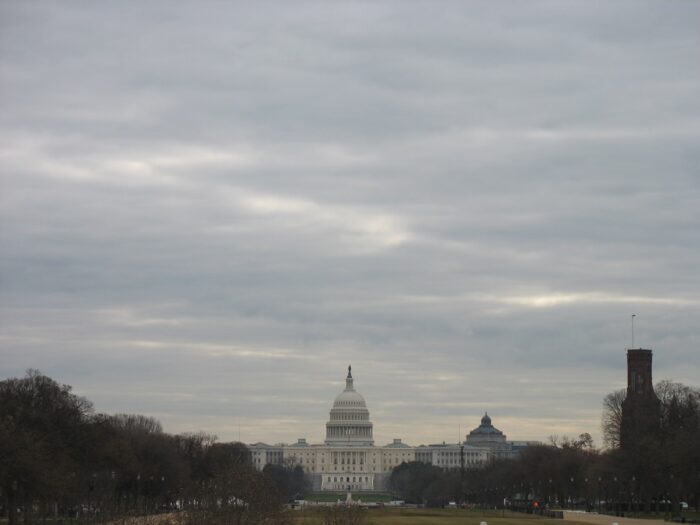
[601,388,625,449]
[111,413,164,435]
[655,380,700,418]
[0,370,94,525]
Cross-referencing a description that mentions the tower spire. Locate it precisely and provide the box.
[345,365,354,390]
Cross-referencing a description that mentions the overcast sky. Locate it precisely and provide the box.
[1,1,699,447]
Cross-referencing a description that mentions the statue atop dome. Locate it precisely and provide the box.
[345,365,355,390]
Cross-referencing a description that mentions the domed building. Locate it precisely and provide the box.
[465,412,511,460]
[467,412,506,442]
[248,367,538,492]
[325,366,374,446]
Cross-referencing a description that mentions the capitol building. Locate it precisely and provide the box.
[249,366,539,491]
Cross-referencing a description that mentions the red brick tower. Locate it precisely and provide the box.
[620,349,661,449]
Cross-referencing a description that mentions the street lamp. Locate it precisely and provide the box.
[160,476,166,512]
[11,481,18,525]
[136,474,141,515]
[88,472,97,525]
[570,477,575,510]
[109,471,116,519]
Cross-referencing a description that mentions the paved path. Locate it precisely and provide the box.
[563,511,667,525]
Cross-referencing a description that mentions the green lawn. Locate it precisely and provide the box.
[304,492,394,503]
[293,507,586,525]
[370,509,562,524]
[589,510,699,521]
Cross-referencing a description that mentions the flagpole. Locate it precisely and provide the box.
[631,314,636,348]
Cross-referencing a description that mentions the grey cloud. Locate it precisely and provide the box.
[1,0,699,447]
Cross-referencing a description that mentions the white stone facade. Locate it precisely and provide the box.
[249,367,538,491]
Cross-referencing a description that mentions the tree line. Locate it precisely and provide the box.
[390,381,699,515]
[0,370,303,525]
[2,370,698,522]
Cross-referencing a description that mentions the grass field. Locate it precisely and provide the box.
[304,492,394,502]
[293,508,585,525]
[0,512,576,525]
[2,508,695,525]
[368,509,574,525]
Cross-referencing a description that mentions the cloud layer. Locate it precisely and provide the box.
[1,0,699,446]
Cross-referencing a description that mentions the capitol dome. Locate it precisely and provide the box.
[332,382,367,408]
[325,366,374,446]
